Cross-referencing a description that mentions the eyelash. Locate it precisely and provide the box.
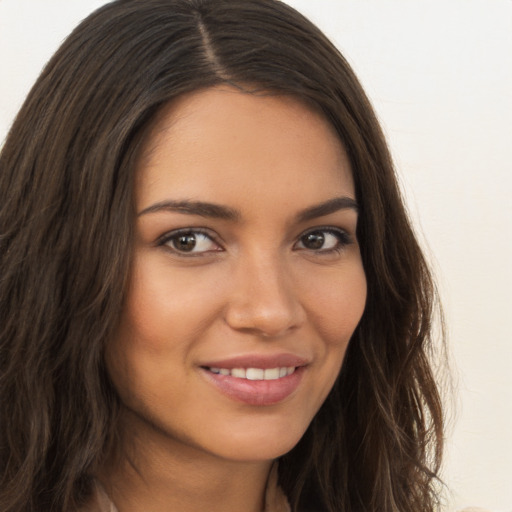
[157,226,353,256]
[295,226,353,255]
[157,228,221,256]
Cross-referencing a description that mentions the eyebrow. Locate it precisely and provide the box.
[138,200,240,220]
[137,196,358,221]
[296,196,359,222]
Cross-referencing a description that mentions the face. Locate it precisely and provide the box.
[106,86,367,463]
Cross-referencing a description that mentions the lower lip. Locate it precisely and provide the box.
[200,366,305,406]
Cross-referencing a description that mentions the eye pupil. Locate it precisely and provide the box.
[175,234,196,251]
[303,231,325,250]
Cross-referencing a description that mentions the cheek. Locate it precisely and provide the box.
[119,253,225,351]
[303,262,367,347]
[104,259,215,398]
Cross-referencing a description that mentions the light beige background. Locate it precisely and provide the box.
[1,1,511,510]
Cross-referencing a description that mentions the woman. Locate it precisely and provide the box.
[0,1,444,511]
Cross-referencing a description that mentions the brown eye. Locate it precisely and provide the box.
[295,228,352,253]
[174,234,197,252]
[160,230,221,255]
[301,231,325,250]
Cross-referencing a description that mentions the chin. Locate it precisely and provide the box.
[203,417,310,463]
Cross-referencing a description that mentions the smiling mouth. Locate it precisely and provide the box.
[201,364,304,405]
[205,366,297,380]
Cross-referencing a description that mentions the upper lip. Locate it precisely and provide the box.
[200,353,309,369]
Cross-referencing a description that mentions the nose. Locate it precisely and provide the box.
[224,252,305,338]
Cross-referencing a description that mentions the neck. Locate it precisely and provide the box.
[97,409,273,512]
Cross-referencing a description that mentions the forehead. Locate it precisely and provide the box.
[135,86,354,213]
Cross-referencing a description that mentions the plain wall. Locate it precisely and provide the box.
[1,1,511,510]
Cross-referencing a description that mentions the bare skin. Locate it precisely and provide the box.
[100,414,271,512]
[100,86,367,511]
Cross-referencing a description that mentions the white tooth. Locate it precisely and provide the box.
[264,368,280,380]
[231,368,246,378]
[246,368,264,380]
[279,367,288,378]
[210,367,221,374]
[286,366,295,376]
[219,368,230,376]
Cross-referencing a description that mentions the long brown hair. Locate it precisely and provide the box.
[0,1,444,510]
